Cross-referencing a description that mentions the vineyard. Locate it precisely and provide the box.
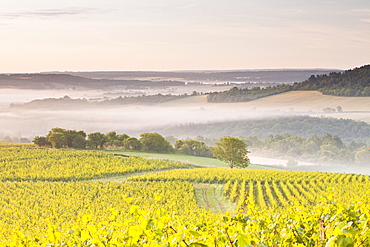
[0,145,369,246]
[131,168,370,207]
[0,147,191,181]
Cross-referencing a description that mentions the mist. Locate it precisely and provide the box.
[1,86,369,176]
[249,155,370,175]
[0,102,293,139]
[0,89,106,108]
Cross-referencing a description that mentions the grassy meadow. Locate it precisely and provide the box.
[104,149,280,170]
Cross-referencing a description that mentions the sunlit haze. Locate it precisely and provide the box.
[1,0,369,73]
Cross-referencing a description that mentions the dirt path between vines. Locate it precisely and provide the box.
[193,184,236,213]
[94,170,236,213]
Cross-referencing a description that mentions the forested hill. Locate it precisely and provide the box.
[292,64,370,96]
[158,116,370,144]
[208,64,370,102]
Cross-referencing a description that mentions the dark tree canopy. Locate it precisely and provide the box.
[174,139,213,157]
[32,136,51,147]
[124,137,142,150]
[48,132,67,149]
[87,132,107,149]
[41,128,86,149]
[140,133,174,153]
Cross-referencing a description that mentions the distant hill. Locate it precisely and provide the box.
[293,64,370,96]
[0,69,341,92]
[208,65,369,102]
[0,74,184,90]
[51,69,340,84]
[9,94,191,109]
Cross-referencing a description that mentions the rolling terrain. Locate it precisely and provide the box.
[160,91,370,123]
[1,145,370,246]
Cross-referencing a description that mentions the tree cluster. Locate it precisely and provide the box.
[33,128,136,150]
[293,65,370,96]
[174,139,213,157]
[33,129,213,155]
[207,84,291,103]
[33,128,251,168]
[242,133,370,165]
[159,116,370,144]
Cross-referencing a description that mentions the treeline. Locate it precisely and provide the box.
[11,94,192,109]
[0,135,31,144]
[207,84,291,102]
[293,64,370,96]
[32,127,370,166]
[242,133,370,166]
[33,128,214,157]
[0,73,185,90]
[159,116,370,144]
[207,64,370,102]
[174,133,369,166]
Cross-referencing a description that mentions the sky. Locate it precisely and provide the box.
[0,0,369,72]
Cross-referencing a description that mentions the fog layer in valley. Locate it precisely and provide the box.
[249,156,370,175]
[0,102,293,138]
[1,81,369,175]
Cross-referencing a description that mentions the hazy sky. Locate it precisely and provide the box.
[1,0,369,72]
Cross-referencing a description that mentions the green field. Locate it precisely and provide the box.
[104,149,281,170]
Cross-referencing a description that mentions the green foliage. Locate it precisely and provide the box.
[207,84,291,102]
[32,136,51,147]
[212,136,250,168]
[140,132,174,153]
[243,133,368,165]
[47,128,67,149]
[64,130,86,148]
[293,65,370,96]
[174,139,213,157]
[99,131,130,148]
[34,127,87,149]
[116,134,129,146]
[71,134,87,149]
[123,137,142,150]
[87,132,106,149]
[105,131,118,146]
[48,132,67,149]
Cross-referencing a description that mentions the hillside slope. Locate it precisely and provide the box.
[161,91,370,123]
[208,64,370,102]
[294,64,370,96]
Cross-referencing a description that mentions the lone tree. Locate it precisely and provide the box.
[212,136,250,168]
